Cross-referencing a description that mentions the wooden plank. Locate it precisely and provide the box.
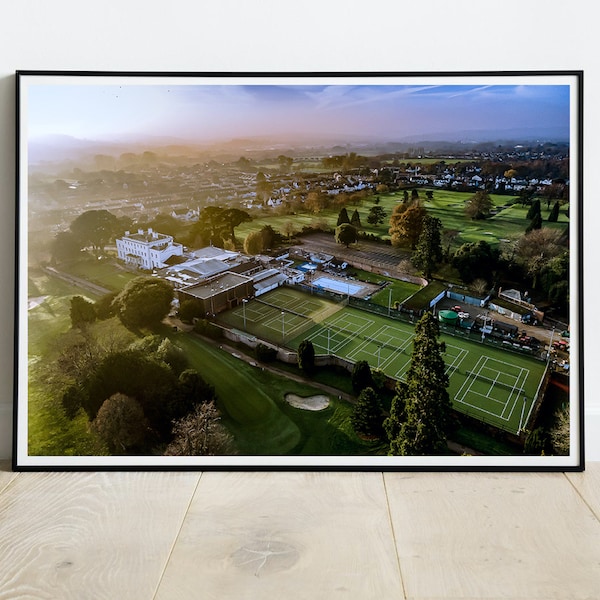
[0,471,200,600]
[384,472,600,600]
[0,461,18,494]
[155,471,403,600]
[566,462,600,520]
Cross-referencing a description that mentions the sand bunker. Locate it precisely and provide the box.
[284,393,330,411]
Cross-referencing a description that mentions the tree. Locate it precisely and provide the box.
[524,427,551,455]
[83,349,178,438]
[113,276,174,329]
[411,216,443,279]
[549,405,570,455]
[95,291,119,320]
[255,171,272,204]
[277,154,294,173]
[452,240,499,284]
[515,228,564,289]
[222,208,252,245]
[70,209,119,255]
[281,220,296,241]
[547,200,560,223]
[91,393,148,454]
[244,230,265,255]
[190,206,227,247]
[351,386,384,438]
[526,211,543,233]
[464,190,494,220]
[335,223,358,248]
[70,296,96,328]
[337,207,350,226]
[164,402,235,456]
[259,224,278,250]
[306,190,328,214]
[51,231,82,264]
[367,205,386,227]
[526,198,542,220]
[298,339,316,375]
[350,209,362,229]
[351,360,373,395]
[385,312,453,456]
[389,204,428,249]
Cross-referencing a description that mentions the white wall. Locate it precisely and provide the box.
[1,0,597,461]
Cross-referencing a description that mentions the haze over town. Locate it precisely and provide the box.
[26,81,571,153]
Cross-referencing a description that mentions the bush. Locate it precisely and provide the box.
[194,319,223,339]
[256,343,277,362]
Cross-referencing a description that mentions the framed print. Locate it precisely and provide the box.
[14,70,583,471]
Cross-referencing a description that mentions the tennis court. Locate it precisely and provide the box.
[300,306,546,434]
[219,288,547,434]
[217,287,345,342]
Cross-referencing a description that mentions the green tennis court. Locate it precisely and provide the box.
[219,288,547,434]
[218,287,346,342]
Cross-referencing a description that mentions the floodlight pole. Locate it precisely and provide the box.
[242,298,248,331]
[281,311,285,344]
[378,345,381,368]
[388,286,392,316]
[518,396,527,434]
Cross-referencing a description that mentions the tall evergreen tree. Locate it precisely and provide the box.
[337,207,350,226]
[526,198,542,221]
[350,209,362,228]
[351,387,384,438]
[298,339,316,375]
[367,205,386,226]
[385,312,453,456]
[547,200,560,223]
[351,360,373,394]
[526,212,543,232]
[411,215,444,279]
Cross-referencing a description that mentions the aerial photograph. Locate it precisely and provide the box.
[17,74,578,468]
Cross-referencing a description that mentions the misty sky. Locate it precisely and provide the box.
[24,77,573,143]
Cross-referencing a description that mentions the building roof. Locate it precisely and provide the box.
[189,246,239,262]
[180,272,252,299]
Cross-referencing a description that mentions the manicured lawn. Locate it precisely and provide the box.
[234,188,568,255]
[173,334,380,455]
[61,256,138,291]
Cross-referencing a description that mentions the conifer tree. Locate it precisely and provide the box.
[385,312,453,455]
[337,207,350,226]
[350,209,362,229]
[411,215,444,279]
[351,386,384,438]
[547,200,560,223]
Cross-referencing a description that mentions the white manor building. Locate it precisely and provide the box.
[116,228,184,270]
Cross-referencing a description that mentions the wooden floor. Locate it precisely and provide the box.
[1,462,599,599]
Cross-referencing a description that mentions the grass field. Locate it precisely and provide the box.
[222,288,547,435]
[171,333,384,455]
[235,188,569,252]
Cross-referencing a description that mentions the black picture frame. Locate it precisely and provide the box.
[14,70,584,471]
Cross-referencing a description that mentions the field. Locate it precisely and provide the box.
[173,334,385,456]
[221,288,547,435]
[235,188,569,251]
